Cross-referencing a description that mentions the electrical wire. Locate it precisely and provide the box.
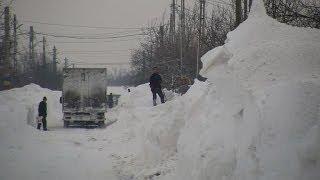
[65,54,130,58]
[49,38,141,44]
[35,32,145,39]
[53,52,130,55]
[57,49,132,53]
[21,29,143,37]
[21,20,143,30]
[73,62,130,65]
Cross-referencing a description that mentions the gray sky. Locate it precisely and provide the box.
[11,0,171,69]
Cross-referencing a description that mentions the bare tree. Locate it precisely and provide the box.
[265,0,320,28]
[129,1,235,91]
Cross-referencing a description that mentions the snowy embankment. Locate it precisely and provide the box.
[118,0,320,179]
[174,1,320,180]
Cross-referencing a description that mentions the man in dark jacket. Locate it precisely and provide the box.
[149,67,165,106]
[37,96,47,131]
[108,93,114,108]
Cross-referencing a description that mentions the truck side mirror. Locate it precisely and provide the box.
[60,97,62,104]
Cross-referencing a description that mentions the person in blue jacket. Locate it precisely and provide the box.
[149,66,165,106]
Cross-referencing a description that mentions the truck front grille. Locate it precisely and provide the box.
[74,112,90,115]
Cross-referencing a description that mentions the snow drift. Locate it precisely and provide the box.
[135,0,320,179]
[174,0,320,180]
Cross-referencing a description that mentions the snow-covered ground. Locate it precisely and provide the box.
[107,86,131,95]
[1,0,320,180]
[0,83,178,180]
[0,85,119,180]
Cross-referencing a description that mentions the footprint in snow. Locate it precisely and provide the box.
[73,141,82,146]
[88,137,97,141]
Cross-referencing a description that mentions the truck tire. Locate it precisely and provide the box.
[64,121,70,128]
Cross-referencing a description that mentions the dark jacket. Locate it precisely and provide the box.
[149,73,162,89]
[38,101,47,117]
[108,94,113,104]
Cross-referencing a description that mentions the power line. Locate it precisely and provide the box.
[73,62,130,65]
[50,38,141,44]
[21,19,169,32]
[21,20,143,30]
[69,61,131,66]
[64,54,130,58]
[57,49,132,53]
[20,29,143,43]
[34,29,143,37]
[34,32,145,40]
[54,52,131,55]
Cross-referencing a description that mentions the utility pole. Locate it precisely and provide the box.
[29,26,35,71]
[180,0,185,77]
[196,0,206,78]
[235,0,242,27]
[169,0,176,45]
[52,46,57,74]
[13,14,18,74]
[272,0,276,18]
[3,6,11,69]
[244,0,248,20]
[64,57,69,69]
[42,36,46,68]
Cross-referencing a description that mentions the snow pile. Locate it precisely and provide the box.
[0,84,62,129]
[106,83,185,178]
[124,0,320,179]
[141,81,208,163]
[172,0,320,180]
[107,86,131,95]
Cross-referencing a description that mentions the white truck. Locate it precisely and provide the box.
[62,68,107,127]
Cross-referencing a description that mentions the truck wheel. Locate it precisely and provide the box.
[64,121,70,128]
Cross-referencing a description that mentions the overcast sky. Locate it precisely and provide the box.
[11,0,172,69]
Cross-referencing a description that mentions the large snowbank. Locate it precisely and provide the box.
[173,0,320,180]
[0,84,62,129]
[125,0,320,179]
